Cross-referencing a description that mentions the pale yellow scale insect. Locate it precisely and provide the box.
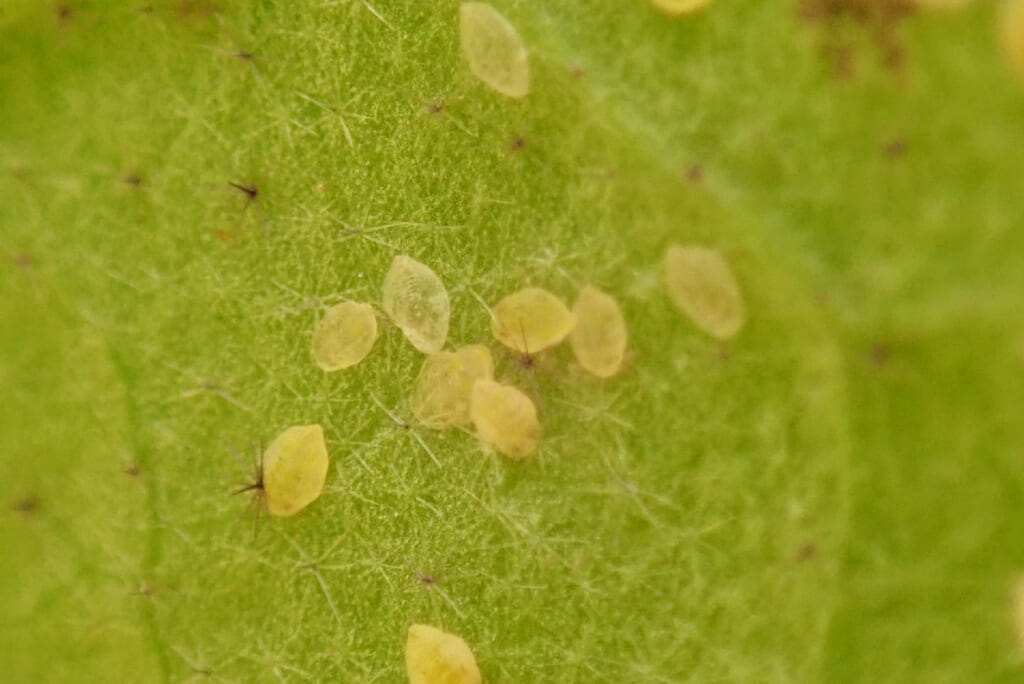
[405,624,482,684]
[310,301,378,371]
[663,244,746,340]
[1002,0,1024,80]
[490,286,576,354]
[382,255,451,354]
[650,0,713,16]
[459,2,530,99]
[412,345,495,429]
[470,379,541,458]
[570,285,628,378]
[262,424,329,517]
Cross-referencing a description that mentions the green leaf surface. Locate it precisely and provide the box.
[1,1,1022,681]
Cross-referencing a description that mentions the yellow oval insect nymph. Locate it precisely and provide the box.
[262,424,329,517]
[459,2,530,98]
[570,285,628,378]
[405,623,482,684]
[382,255,450,354]
[470,379,540,458]
[412,345,495,429]
[490,287,576,354]
[311,301,378,371]
[664,244,746,340]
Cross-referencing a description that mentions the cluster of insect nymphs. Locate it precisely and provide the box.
[309,239,747,458]
[223,3,748,682]
[241,242,744,530]
[230,0,749,531]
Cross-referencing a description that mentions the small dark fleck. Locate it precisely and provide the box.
[132,582,156,599]
[418,573,437,586]
[686,164,703,184]
[55,3,74,23]
[12,495,40,515]
[795,543,818,562]
[882,137,907,158]
[213,228,235,244]
[798,0,915,78]
[823,42,855,81]
[124,463,142,477]
[123,173,144,187]
[869,343,892,366]
[228,181,258,202]
[511,135,527,152]
[177,0,219,19]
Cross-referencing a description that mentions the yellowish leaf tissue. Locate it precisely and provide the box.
[913,0,976,10]
[570,285,628,378]
[1012,575,1024,652]
[470,379,540,458]
[490,287,576,354]
[382,255,450,354]
[459,2,530,98]
[663,244,746,340]
[311,301,378,371]
[262,424,329,517]
[412,345,495,429]
[1002,0,1024,80]
[650,0,713,16]
[405,623,482,684]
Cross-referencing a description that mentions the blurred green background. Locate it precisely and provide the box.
[1,0,1023,681]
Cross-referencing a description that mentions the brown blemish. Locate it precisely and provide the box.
[795,542,818,562]
[177,0,220,20]
[12,495,40,516]
[882,137,907,158]
[54,3,74,24]
[228,181,258,205]
[227,180,268,239]
[868,342,892,366]
[232,442,268,539]
[13,252,35,270]
[213,228,235,244]
[130,582,157,599]
[798,0,916,79]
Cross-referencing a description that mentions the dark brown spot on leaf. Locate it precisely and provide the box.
[12,495,40,515]
[869,343,892,365]
[795,543,818,562]
[882,137,907,158]
[798,0,916,78]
